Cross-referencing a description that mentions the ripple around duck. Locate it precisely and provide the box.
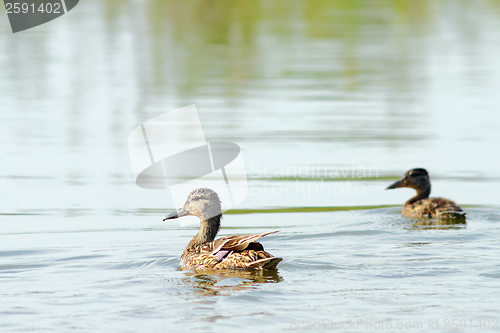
[106,260,160,271]
[102,256,180,271]
[151,257,179,267]
[55,254,108,262]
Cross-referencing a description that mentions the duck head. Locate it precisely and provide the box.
[386,168,431,194]
[163,188,222,221]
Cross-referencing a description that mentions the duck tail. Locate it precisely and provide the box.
[437,209,466,220]
[245,257,283,270]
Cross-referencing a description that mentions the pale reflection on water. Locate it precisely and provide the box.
[1,1,500,332]
[1,0,500,212]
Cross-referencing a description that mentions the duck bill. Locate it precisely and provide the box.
[386,177,406,190]
[163,207,190,221]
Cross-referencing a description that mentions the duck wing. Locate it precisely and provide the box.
[210,230,280,255]
[211,231,282,269]
[181,231,281,270]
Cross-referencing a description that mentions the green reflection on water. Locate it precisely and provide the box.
[99,0,441,96]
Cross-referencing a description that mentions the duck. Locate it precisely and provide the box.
[163,188,282,270]
[386,168,465,219]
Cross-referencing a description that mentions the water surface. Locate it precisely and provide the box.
[1,0,500,332]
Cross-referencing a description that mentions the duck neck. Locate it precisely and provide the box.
[185,214,222,249]
[407,185,431,205]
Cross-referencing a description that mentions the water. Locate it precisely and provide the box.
[1,0,500,332]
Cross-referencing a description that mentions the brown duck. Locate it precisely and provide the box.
[386,168,465,219]
[164,188,282,270]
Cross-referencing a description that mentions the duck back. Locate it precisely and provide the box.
[402,197,465,219]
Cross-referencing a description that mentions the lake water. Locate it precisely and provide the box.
[1,1,500,332]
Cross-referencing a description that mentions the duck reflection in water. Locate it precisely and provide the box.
[180,269,283,297]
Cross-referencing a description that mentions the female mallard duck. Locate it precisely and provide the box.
[163,188,282,270]
[386,168,465,219]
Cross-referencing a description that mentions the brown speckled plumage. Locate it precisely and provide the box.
[180,231,281,270]
[164,188,282,270]
[386,168,465,219]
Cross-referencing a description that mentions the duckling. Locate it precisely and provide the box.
[386,168,465,219]
[164,188,282,270]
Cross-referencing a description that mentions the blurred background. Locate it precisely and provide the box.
[1,0,499,213]
[2,2,500,332]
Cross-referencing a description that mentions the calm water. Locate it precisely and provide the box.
[1,0,500,332]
